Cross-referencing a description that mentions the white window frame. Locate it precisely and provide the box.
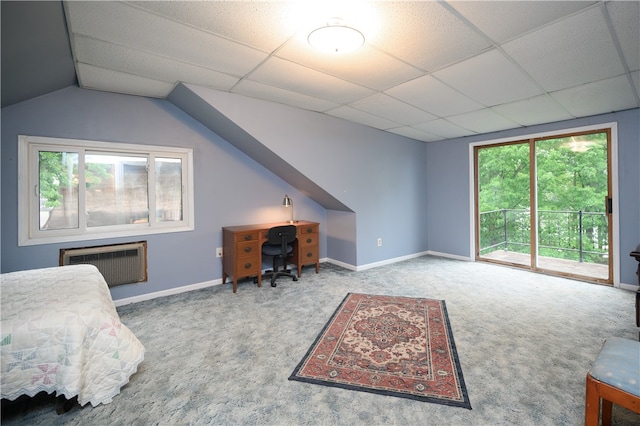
[18,135,195,246]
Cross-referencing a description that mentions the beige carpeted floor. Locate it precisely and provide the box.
[3,256,639,425]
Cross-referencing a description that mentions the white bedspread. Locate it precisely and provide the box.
[1,265,145,407]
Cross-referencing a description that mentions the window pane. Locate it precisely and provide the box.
[39,151,79,230]
[155,157,183,222]
[86,153,149,227]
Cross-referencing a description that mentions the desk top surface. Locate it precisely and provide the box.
[222,220,318,232]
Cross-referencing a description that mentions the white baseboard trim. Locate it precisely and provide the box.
[425,250,473,262]
[114,259,332,306]
[114,279,223,306]
[115,253,632,306]
[324,251,431,272]
[617,282,639,292]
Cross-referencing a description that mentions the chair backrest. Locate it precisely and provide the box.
[267,225,297,245]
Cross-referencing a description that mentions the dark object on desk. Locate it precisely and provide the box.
[262,225,298,287]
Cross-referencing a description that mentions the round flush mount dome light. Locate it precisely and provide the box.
[308,18,365,54]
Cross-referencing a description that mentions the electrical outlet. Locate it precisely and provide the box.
[377,238,382,247]
[216,247,223,258]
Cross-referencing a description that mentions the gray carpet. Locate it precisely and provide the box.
[3,256,639,425]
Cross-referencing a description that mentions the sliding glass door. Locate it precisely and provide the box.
[475,129,612,284]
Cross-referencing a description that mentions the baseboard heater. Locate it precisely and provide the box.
[60,241,147,287]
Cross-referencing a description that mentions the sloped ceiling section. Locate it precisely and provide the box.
[1,1,77,108]
[168,83,352,212]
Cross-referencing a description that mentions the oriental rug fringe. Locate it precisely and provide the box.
[289,293,471,409]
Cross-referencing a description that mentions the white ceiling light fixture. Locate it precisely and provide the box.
[308,18,365,54]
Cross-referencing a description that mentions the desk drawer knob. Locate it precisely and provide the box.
[306,252,313,258]
[306,227,313,233]
[244,235,253,241]
[306,238,313,243]
[244,262,252,269]
[244,246,252,253]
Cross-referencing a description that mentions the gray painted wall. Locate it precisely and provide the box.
[177,86,429,267]
[426,108,640,286]
[0,87,326,299]
[1,85,637,300]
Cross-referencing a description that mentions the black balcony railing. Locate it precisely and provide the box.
[479,209,609,265]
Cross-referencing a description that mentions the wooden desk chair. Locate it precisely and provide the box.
[262,225,298,287]
[585,337,640,426]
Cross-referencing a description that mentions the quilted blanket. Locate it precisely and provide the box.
[1,265,145,407]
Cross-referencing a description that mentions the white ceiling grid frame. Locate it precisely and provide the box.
[351,93,438,126]
[501,5,626,93]
[492,95,575,127]
[77,63,175,98]
[388,126,442,143]
[325,106,400,130]
[247,56,375,104]
[414,118,475,139]
[274,43,425,92]
[73,36,239,94]
[127,1,298,53]
[551,75,639,117]
[65,1,267,90]
[446,108,520,134]
[447,1,598,44]
[233,79,339,113]
[432,49,543,107]
[371,1,491,72]
[386,75,484,118]
[60,1,639,143]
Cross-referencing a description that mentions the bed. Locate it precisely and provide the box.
[1,264,145,407]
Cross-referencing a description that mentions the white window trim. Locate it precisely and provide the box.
[18,135,195,246]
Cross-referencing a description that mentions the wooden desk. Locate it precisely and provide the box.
[222,220,320,293]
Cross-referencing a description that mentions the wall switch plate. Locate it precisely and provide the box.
[216,247,223,257]
[377,238,382,247]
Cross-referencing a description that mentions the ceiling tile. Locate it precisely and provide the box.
[232,80,338,112]
[77,63,174,98]
[326,106,399,130]
[447,108,521,134]
[551,75,639,117]
[276,42,424,91]
[128,1,297,53]
[502,5,626,92]
[73,36,239,92]
[386,75,483,117]
[632,71,640,95]
[66,1,267,76]
[247,57,374,104]
[371,1,490,71]
[492,95,574,126]
[433,49,542,106]
[388,126,442,143]
[350,93,437,126]
[449,1,595,43]
[413,119,475,139]
[606,1,640,71]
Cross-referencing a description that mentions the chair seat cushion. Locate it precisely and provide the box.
[262,244,292,256]
[589,337,640,397]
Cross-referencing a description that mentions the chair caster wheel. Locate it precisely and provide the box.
[293,277,298,281]
[271,282,277,287]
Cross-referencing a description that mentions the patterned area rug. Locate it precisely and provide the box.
[289,293,471,409]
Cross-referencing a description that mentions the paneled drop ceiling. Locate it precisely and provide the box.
[6,1,640,143]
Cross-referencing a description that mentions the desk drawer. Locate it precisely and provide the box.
[236,240,259,257]
[299,224,318,235]
[236,230,259,242]
[236,257,260,275]
[300,247,319,262]
[299,233,318,248]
